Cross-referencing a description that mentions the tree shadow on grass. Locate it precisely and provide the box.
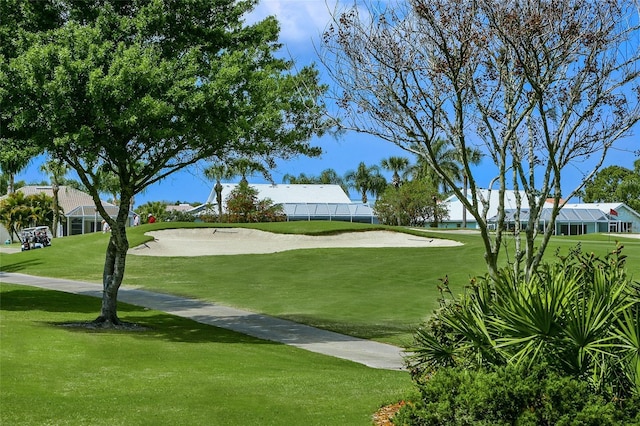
[1,286,275,345]
[279,313,416,344]
[0,288,105,314]
[0,257,43,272]
[107,313,274,345]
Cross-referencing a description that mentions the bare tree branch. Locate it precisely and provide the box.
[321,0,640,278]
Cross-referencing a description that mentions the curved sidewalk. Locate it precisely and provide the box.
[0,271,406,371]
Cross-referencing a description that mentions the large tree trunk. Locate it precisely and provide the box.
[94,217,129,326]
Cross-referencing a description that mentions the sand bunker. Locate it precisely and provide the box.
[128,228,462,257]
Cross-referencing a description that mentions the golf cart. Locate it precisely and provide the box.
[20,226,53,251]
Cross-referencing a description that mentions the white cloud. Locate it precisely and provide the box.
[246,0,338,45]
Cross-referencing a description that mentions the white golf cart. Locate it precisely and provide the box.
[20,226,53,251]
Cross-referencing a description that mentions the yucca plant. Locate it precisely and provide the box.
[490,263,576,369]
[408,277,504,378]
[407,243,640,398]
[615,300,640,396]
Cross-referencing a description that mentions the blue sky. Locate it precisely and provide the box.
[14,0,640,205]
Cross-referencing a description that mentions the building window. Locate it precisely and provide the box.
[560,224,586,236]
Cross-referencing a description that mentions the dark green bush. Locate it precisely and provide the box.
[393,364,640,425]
[406,244,640,398]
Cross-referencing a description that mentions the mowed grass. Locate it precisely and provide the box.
[1,283,411,425]
[1,222,486,345]
[2,221,639,346]
[2,222,639,424]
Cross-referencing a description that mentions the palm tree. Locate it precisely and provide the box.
[408,139,463,193]
[0,191,29,241]
[344,162,387,204]
[317,168,348,194]
[25,192,54,228]
[0,191,53,242]
[40,157,69,237]
[407,139,483,228]
[457,147,483,228]
[0,140,40,194]
[381,156,410,188]
[283,168,348,193]
[408,139,482,227]
[204,161,236,219]
[282,172,313,184]
[136,201,168,223]
[230,158,268,185]
[94,166,121,205]
[205,158,269,221]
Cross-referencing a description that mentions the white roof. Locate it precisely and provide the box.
[444,190,639,223]
[205,183,352,205]
[565,202,640,220]
[443,189,554,222]
[563,202,623,210]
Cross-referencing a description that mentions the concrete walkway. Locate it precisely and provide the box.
[0,271,406,371]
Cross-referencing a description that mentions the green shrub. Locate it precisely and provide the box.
[225,182,286,222]
[406,244,640,399]
[166,210,196,222]
[373,179,446,226]
[393,364,640,425]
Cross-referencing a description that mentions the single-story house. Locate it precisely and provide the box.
[0,186,135,241]
[440,189,640,235]
[553,202,639,235]
[192,183,378,223]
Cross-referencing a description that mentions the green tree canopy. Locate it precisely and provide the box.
[408,139,462,193]
[583,163,640,212]
[2,0,327,326]
[374,179,445,226]
[0,0,62,194]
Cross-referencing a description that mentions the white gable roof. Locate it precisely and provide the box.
[205,183,352,205]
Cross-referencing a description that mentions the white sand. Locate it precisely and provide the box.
[128,227,462,257]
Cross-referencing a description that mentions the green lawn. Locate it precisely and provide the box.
[2,222,639,346]
[2,222,639,425]
[1,284,411,425]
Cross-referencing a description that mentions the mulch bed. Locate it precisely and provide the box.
[373,401,406,425]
